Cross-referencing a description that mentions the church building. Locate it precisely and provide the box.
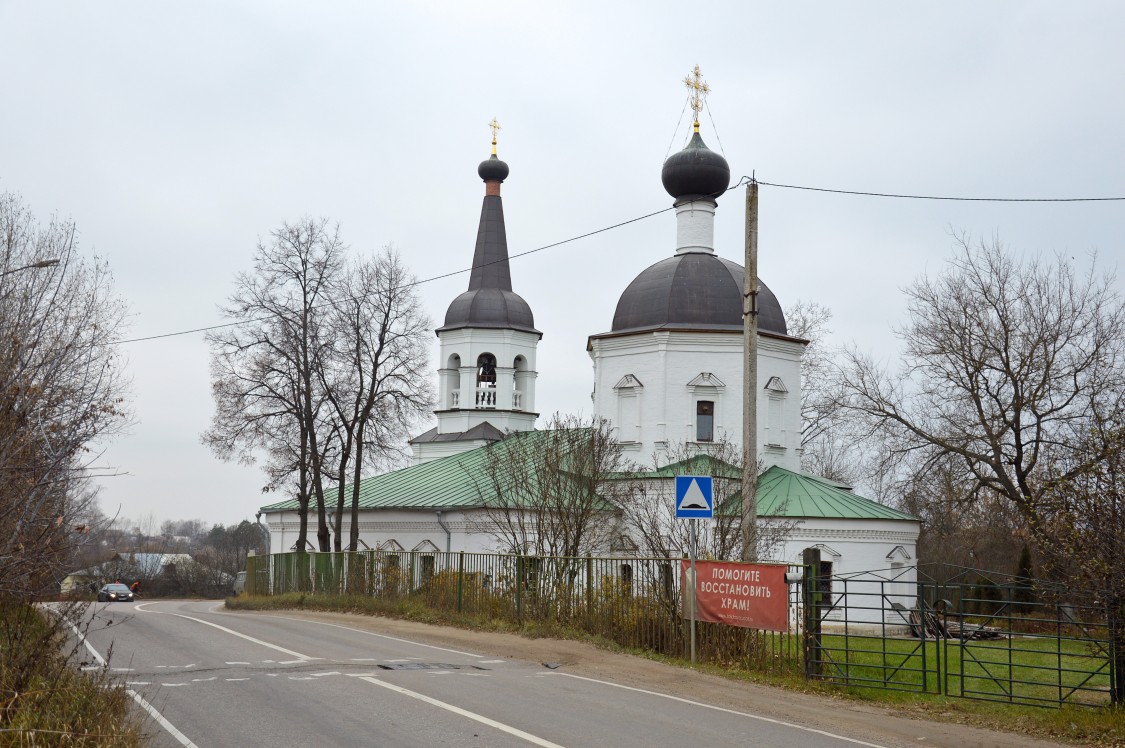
[258,72,920,624]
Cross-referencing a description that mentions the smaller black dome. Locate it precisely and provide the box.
[478,154,509,183]
[440,288,538,334]
[661,131,730,201]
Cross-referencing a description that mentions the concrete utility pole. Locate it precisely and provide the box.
[741,180,759,562]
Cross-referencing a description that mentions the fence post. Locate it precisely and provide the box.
[516,555,523,622]
[585,557,594,628]
[802,548,822,680]
[457,551,465,613]
[246,553,257,596]
[1111,600,1124,706]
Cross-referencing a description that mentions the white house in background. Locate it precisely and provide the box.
[259,99,921,628]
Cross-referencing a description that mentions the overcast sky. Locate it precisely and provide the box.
[2,2,1122,530]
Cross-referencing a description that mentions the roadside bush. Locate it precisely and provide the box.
[0,599,144,746]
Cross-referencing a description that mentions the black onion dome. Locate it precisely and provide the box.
[661,131,731,201]
[442,288,536,332]
[611,254,786,335]
[478,154,509,182]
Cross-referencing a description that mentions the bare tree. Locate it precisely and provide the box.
[319,247,433,551]
[838,236,1125,532]
[0,192,131,598]
[471,414,637,559]
[205,223,434,554]
[204,219,344,551]
[784,300,868,484]
[1036,425,1125,704]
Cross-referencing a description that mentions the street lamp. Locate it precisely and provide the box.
[1,258,60,278]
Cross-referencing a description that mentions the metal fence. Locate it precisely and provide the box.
[802,565,1121,708]
[246,550,804,676]
[245,551,1120,708]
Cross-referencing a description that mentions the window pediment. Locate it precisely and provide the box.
[413,540,440,553]
[613,374,644,390]
[764,376,788,393]
[686,372,725,389]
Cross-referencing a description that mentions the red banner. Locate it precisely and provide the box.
[681,561,789,632]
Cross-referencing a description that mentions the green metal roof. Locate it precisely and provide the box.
[617,456,916,522]
[258,429,612,513]
[260,437,917,523]
[751,466,917,521]
[259,437,502,513]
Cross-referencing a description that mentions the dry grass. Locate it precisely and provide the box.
[0,599,145,747]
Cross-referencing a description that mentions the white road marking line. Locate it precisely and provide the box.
[126,681,152,686]
[225,661,251,665]
[81,666,100,671]
[385,658,416,663]
[351,657,379,661]
[111,667,134,672]
[427,670,454,675]
[345,672,382,677]
[278,659,307,664]
[477,659,506,664]
[136,603,313,660]
[553,673,892,748]
[128,689,198,747]
[359,677,564,748]
[289,676,316,681]
[162,683,189,687]
[226,678,251,682]
[191,677,218,682]
[311,671,340,677]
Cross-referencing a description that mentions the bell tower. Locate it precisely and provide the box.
[410,121,542,464]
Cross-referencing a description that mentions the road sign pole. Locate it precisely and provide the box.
[673,475,712,667]
[690,519,698,665]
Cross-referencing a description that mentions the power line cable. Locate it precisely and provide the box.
[114,204,676,346]
[110,177,1125,347]
[746,177,1125,202]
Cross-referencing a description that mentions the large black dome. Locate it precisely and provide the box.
[611,253,787,335]
[661,131,730,201]
[441,287,537,333]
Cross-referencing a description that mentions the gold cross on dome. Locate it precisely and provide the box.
[683,65,711,131]
[489,117,501,154]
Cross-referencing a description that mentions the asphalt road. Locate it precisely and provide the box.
[73,599,906,748]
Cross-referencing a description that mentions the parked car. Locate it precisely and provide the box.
[97,583,135,603]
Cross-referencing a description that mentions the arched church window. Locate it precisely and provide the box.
[696,400,714,442]
[476,353,497,386]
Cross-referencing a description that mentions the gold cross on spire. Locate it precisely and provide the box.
[683,64,711,133]
[489,117,501,155]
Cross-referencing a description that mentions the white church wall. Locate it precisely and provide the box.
[775,518,921,627]
[589,330,804,470]
[263,508,502,556]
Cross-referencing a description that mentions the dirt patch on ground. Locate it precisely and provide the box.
[230,607,1082,748]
